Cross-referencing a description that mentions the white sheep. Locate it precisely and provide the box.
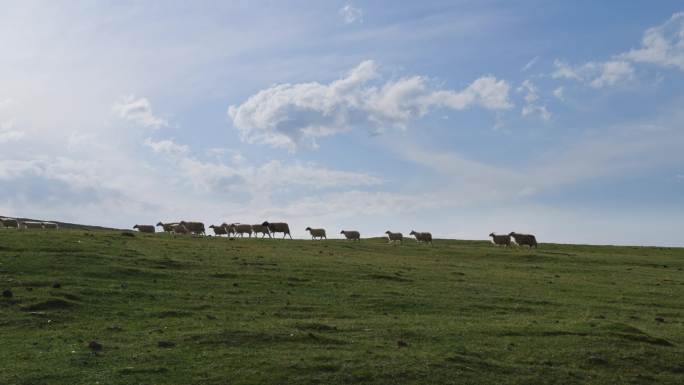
[251,224,271,238]
[509,232,538,248]
[229,223,253,238]
[179,221,206,236]
[21,221,45,229]
[133,224,155,234]
[340,230,360,241]
[172,223,190,235]
[305,227,326,240]
[489,233,511,247]
[0,218,19,228]
[385,231,403,244]
[209,224,228,236]
[156,222,179,233]
[410,230,432,245]
[262,222,292,239]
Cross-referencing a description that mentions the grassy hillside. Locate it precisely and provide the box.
[1,230,683,384]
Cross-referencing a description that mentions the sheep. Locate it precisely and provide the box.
[340,230,360,241]
[179,221,206,236]
[133,224,155,234]
[385,231,403,244]
[251,224,272,238]
[21,221,45,229]
[221,223,236,237]
[229,223,253,238]
[42,222,59,229]
[172,223,190,235]
[305,227,326,240]
[489,233,511,247]
[209,224,228,236]
[156,222,179,233]
[0,218,19,228]
[509,232,538,248]
[262,221,292,239]
[410,230,433,245]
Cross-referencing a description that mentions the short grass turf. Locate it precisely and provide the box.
[1,230,684,384]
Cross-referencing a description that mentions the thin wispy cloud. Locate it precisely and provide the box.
[339,4,363,24]
[522,56,539,72]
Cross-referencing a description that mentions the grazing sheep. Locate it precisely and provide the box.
[42,222,59,229]
[209,224,228,236]
[262,222,292,239]
[340,230,360,241]
[179,221,206,236]
[133,224,155,234]
[509,232,538,248]
[385,231,403,244]
[489,233,511,247]
[251,224,272,238]
[22,221,45,229]
[0,218,19,228]
[410,230,433,245]
[156,222,179,233]
[229,223,253,238]
[305,227,326,240]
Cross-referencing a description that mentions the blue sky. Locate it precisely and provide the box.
[1,1,683,245]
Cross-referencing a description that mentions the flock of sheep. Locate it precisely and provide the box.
[129,221,436,244]
[1,215,538,248]
[133,221,538,247]
[0,217,59,230]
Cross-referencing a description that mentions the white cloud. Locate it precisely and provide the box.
[144,136,383,194]
[339,4,363,24]
[228,60,512,150]
[553,86,565,101]
[622,12,684,71]
[522,56,539,72]
[522,104,551,121]
[552,59,634,88]
[144,137,189,156]
[518,80,551,120]
[551,59,582,81]
[587,61,635,88]
[113,95,168,129]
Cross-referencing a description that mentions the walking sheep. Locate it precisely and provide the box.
[179,221,205,236]
[133,224,155,233]
[209,224,228,236]
[229,223,253,238]
[0,218,19,228]
[340,230,360,241]
[489,233,511,247]
[509,232,538,248]
[262,222,292,239]
[172,223,190,235]
[251,224,271,238]
[22,221,45,229]
[305,227,326,240]
[385,231,403,244]
[156,222,179,233]
[221,223,236,237]
[410,230,433,245]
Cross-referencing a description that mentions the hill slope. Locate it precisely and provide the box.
[1,230,683,384]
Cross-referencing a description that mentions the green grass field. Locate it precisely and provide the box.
[1,230,683,384]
